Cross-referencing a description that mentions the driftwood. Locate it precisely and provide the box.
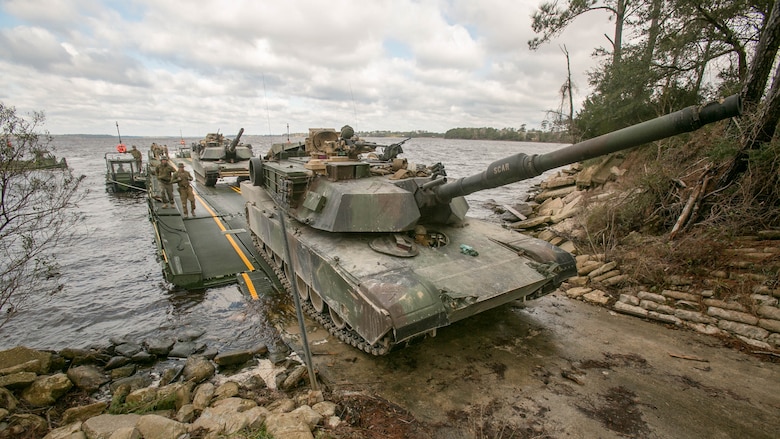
[668,352,709,362]
[670,165,712,239]
[503,204,528,221]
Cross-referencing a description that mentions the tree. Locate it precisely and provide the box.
[528,0,633,67]
[0,103,85,330]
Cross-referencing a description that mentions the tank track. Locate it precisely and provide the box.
[252,233,392,356]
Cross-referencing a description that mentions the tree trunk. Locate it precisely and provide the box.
[718,4,780,188]
[742,1,780,108]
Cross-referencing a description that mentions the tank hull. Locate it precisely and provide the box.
[242,182,576,354]
[191,157,249,186]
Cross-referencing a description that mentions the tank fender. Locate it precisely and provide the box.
[491,236,577,285]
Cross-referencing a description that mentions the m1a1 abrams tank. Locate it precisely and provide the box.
[191,128,254,186]
[241,95,741,355]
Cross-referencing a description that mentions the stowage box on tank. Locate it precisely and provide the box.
[241,95,741,355]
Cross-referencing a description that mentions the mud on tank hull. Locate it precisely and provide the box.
[242,182,576,355]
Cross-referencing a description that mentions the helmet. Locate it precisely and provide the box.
[340,125,354,139]
[178,163,184,167]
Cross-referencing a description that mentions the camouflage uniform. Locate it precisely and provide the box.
[129,146,142,172]
[173,164,196,217]
[156,159,175,208]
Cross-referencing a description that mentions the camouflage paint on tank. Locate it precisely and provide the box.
[241,96,742,354]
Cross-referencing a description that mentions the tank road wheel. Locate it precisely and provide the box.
[296,276,309,300]
[310,288,325,313]
[330,308,346,330]
[205,175,218,186]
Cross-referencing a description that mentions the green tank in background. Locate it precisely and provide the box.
[191,128,254,186]
[241,95,742,355]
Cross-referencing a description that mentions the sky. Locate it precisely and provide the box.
[0,0,613,137]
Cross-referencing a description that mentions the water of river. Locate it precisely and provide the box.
[0,134,565,353]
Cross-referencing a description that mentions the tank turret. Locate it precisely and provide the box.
[241,95,741,355]
[192,127,254,186]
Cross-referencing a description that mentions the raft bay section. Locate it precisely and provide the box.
[145,153,280,296]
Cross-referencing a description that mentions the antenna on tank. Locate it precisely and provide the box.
[349,84,359,132]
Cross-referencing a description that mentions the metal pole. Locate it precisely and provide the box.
[276,204,318,390]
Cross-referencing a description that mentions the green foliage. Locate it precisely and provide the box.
[0,103,85,331]
[444,127,569,142]
[108,391,177,414]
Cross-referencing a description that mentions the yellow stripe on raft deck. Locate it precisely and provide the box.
[193,192,256,272]
[241,272,259,300]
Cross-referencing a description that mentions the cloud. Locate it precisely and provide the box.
[0,0,613,135]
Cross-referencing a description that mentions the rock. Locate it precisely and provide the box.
[588,261,618,278]
[707,307,759,325]
[178,329,205,341]
[104,356,130,370]
[0,386,19,410]
[583,290,610,305]
[130,351,156,364]
[107,427,141,439]
[312,401,337,417]
[703,298,745,311]
[67,365,109,392]
[168,341,196,358]
[41,421,82,439]
[757,318,780,333]
[0,346,51,374]
[267,397,297,413]
[110,374,153,393]
[662,289,699,301]
[176,404,196,423]
[21,373,73,407]
[281,365,308,391]
[190,397,258,436]
[757,305,780,320]
[213,381,240,401]
[192,382,215,410]
[674,310,716,324]
[0,371,37,389]
[0,359,43,376]
[602,274,630,286]
[159,364,183,386]
[110,364,136,380]
[182,356,215,383]
[264,411,315,439]
[61,401,107,424]
[114,343,142,358]
[82,414,141,439]
[507,215,551,229]
[577,260,601,276]
[717,320,769,341]
[292,405,323,430]
[144,338,175,356]
[619,294,640,306]
[592,270,621,283]
[135,414,187,439]
[214,349,255,367]
[614,301,648,318]
[565,287,591,298]
[7,413,48,437]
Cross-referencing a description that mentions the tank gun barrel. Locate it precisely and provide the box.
[228,127,245,152]
[433,94,742,203]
